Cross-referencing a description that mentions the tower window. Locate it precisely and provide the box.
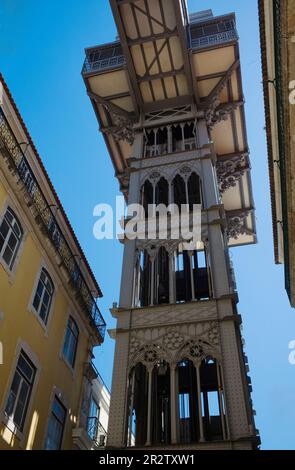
[173,175,187,209]
[200,358,225,441]
[176,249,210,302]
[127,363,148,447]
[179,393,190,419]
[188,172,202,209]
[155,178,169,206]
[177,359,198,444]
[141,180,154,217]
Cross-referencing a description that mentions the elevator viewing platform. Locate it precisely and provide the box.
[83,1,256,248]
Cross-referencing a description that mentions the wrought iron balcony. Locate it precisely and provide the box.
[87,416,107,446]
[83,361,99,381]
[191,29,238,50]
[83,54,125,74]
[190,17,238,50]
[0,107,106,342]
[144,138,196,158]
[83,44,126,74]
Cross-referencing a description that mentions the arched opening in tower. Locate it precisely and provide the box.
[127,363,148,447]
[151,361,171,445]
[175,249,211,302]
[200,357,226,442]
[178,359,200,443]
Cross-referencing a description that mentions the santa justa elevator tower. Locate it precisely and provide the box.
[83,1,260,450]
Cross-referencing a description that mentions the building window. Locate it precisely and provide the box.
[0,207,23,270]
[62,316,79,368]
[5,351,36,431]
[32,268,54,325]
[44,396,66,450]
[87,397,100,441]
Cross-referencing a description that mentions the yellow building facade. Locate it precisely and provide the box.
[0,74,106,450]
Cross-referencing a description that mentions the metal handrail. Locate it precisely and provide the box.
[0,106,106,341]
[87,416,107,441]
[144,138,197,158]
[90,361,111,395]
[83,54,125,74]
[191,29,238,50]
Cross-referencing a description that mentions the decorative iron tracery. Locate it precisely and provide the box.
[216,153,249,193]
[226,211,250,240]
[130,343,171,370]
[103,104,135,145]
[205,99,242,130]
[140,163,201,187]
[129,321,221,371]
[176,338,221,365]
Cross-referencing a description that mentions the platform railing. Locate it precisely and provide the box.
[191,29,238,50]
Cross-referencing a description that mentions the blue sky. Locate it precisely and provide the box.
[1,0,295,450]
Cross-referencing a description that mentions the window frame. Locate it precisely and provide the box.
[32,267,55,326]
[44,395,67,450]
[62,316,79,369]
[0,206,23,271]
[87,396,100,441]
[4,350,36,432]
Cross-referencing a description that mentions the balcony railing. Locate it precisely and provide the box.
[0,107,106,342]
[191,29,238,50]
[87,416,107,446]
[144,138,197,158]
[83,54,126,74]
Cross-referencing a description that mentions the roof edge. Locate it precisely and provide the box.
[258,0,280,264]
[0,72,103,297]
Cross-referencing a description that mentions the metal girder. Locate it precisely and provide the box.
[200,99,244,112]
[143,95,192,113]
[227,208,254,217]
[132,1,170,31]
[144,38,169,76]
[218,99,244,110]
[127,29,178,46]
[138,68,184,83]
[127,1,156,101]
[217,150,249,161]
[196,71,226,82]
[111,0,197,112]
[172,0,196,103]
[143,0,168,102]
[110,0,143,115]
[157,0,182,99]
[188,49,200,105]
[207,59,240,104]
[103,91,131,101]
[87,91,134,119]
[117,0,135,4]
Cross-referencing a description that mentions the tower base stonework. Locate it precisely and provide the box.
[107,297,257,449]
